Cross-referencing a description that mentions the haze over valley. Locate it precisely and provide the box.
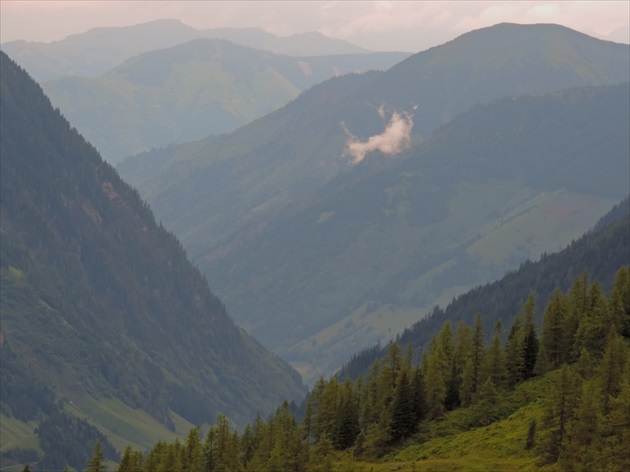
[1,4,629,470]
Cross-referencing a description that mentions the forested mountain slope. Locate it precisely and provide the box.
[120,23,629,261]
[339,197,630,380]
[198,83,629,380]
[87,263,630,472]
[0,51,305,469]
[41,38,408,163]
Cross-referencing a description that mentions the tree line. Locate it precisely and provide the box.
[76,266,628,472]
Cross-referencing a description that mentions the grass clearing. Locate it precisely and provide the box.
[65,396,192,452]
[0,414,41,453]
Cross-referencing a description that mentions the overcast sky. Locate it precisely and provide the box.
[1,1,628,52]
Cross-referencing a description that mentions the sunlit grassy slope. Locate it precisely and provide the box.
[335,374,557,472]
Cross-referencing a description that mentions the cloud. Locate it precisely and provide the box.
[343,106,415,165]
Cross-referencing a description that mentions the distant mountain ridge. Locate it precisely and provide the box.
[41,38,409,162]
[1,18,375,82]
[0,51,305,467]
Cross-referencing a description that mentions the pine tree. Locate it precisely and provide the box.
[608,266,630,337]
[606,359,630,471]
[540,364,580,464]
[86,441,106,472]
[540,288,569,369]
[520,293,539,380]
[560,380,604,471]
[425,322,453,419]
[565,271,589,362]
[410,366,427,425]
[484,320,507,389]
[116,446,143,472]
[390,369,416,442]
[460,314,484,406]
[574,281,609,357]
[183,426,203,472]
[597,330,628,411]
[504,317,523,387]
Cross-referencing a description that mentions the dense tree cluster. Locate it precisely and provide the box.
[84,267,629,471]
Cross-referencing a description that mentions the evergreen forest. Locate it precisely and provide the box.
[83,266,629,472]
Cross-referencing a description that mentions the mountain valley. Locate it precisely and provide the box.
[1,17,629,471]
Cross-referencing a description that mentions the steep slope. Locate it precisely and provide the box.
[0,51,305,466]
[119,23,629,260]
[41,38,409,162]
[200,84,629,379]
[1,19,371,82]
[338,197,630,380]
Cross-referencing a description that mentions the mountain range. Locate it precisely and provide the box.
[0,51,305,468]
[39,39,408,162]
[117,23,630,380]
[1,18,375,82]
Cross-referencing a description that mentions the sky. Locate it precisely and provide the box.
[1,1,629,52]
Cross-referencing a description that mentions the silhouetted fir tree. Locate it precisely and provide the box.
[390,369,415,442]
[411,366,428,425]
[520,293,539,380]
[504,317,524,387]
[334,381,360,450]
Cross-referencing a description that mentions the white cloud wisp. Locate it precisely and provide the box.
[343,106,415,165]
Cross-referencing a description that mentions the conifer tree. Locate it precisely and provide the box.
[461,314,484,405]
[597,330,628,410]
[183,426,203,472]
[608,266,630,337]
[560,380,604,471]
[540,364,580,464]
[520,293,539,380]
[390,369,415,442]
[425,322,452,419]
[116,446,143,472]
[574,281,609,357]
[606,359,630,470]
[540,288,569,369]
[411,366,428,425]
[504,317,524,387]
[484,320,507,389]
[565,271,589,362]
[86,441,106,472]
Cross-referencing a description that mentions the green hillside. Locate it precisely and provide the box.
[0,51,305,470]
